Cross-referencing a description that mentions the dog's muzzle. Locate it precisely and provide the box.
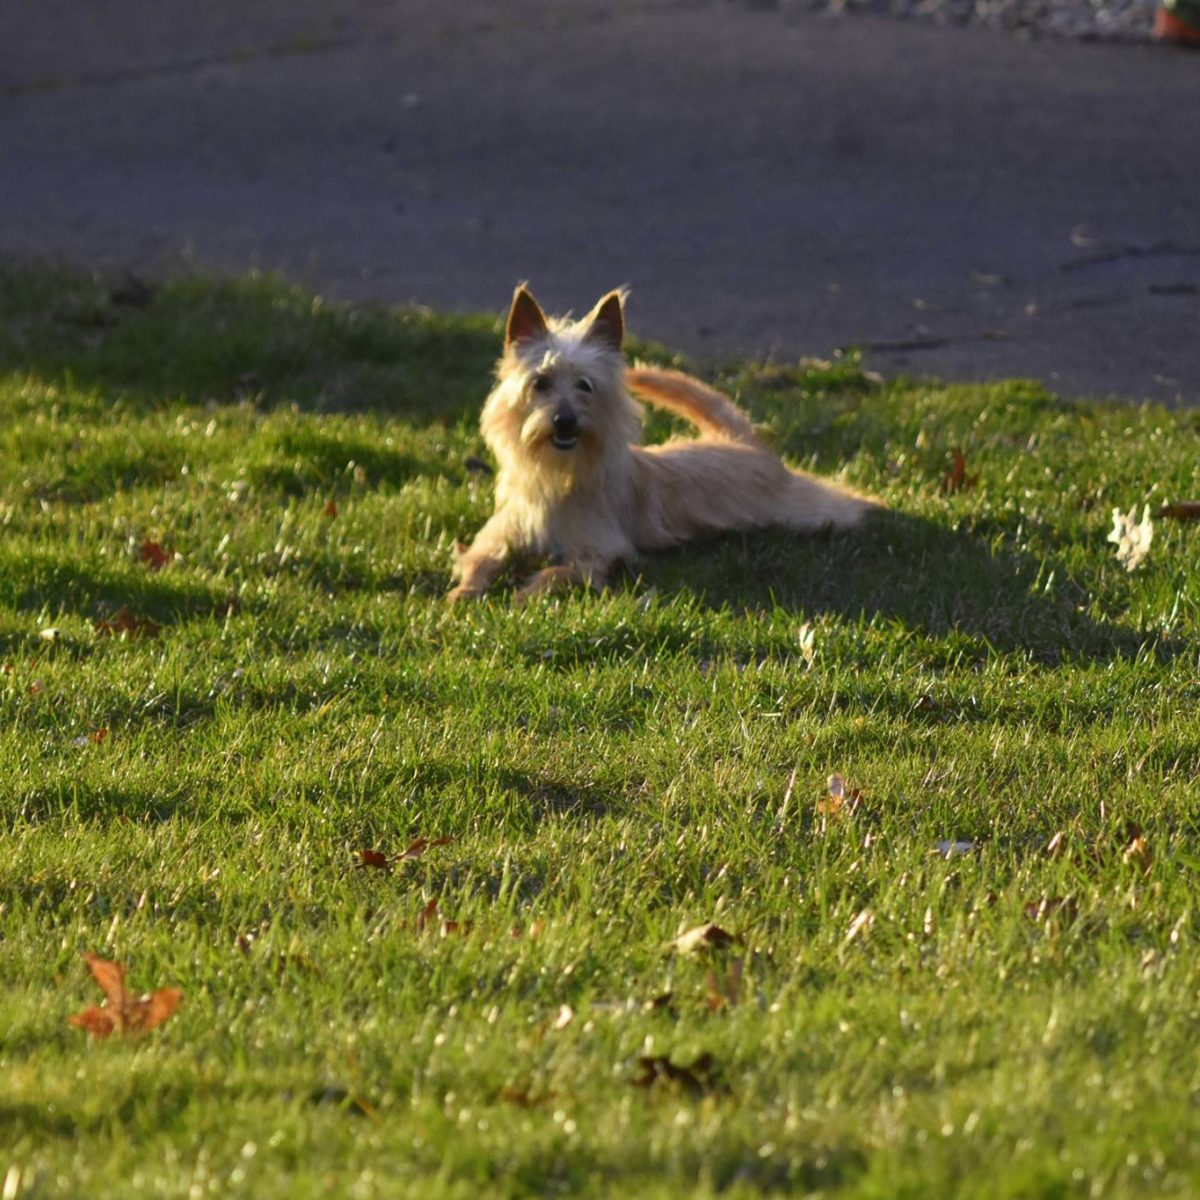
[551,409,579,450]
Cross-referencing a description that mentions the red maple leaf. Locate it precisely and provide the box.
[68,952,183,1037]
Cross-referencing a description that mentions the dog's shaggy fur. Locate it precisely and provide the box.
[447,286,879,601]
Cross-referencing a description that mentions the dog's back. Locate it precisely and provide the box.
[623,367,878,547]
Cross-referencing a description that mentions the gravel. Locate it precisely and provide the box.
[763,0,1160,41]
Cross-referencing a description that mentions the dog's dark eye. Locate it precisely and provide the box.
[576,377,594,393]
[531,374,552,394]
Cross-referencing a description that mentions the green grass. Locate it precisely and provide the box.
[2,259,1199,1199]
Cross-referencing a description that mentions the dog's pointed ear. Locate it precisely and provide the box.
[506,285,549,348]
[582,289,625,351]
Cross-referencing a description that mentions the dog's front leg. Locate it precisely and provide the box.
[446,515,514,602]
[513,560,610,604]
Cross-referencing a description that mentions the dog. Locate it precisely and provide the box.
[447,285,879,602]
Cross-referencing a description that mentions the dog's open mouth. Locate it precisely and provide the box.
[551,433,579,451]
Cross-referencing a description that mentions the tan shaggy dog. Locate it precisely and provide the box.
[447,286,879,602]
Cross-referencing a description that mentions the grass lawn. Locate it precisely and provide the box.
[1,259,1199,1199]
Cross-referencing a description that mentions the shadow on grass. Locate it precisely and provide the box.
[0,258,497,422]
[0,549,241,631]
[635,509,1161,666]
[0,260,1164,667]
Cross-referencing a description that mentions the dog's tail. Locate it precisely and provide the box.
[624,366,758,442]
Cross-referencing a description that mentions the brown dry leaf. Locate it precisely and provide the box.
[941,449,979,494]
[354,849,391,872]
[139,540,172,570]
[323,500,339,519]
[68,951,182,1038]
[818,773,862,827]
[1158,501,1200,521]
[395,836,454,863]
[69,1005,118,1038]
[415,897,441,931]
[91,728,109,744]
[631,1052,720,1098]
[94,608,160,639]
[671,923,737,955]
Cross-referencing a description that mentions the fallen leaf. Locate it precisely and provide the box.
[1107,505,1153,572]
[94,608,160,639]
[354,849,391,872]
[355,837,452,872]
[139,540,172,570]
[631,1052,720,1098]
[1158,501,1200,521]
[69,1005,118,1037]
[323,500,339,519]
[818,773,862,826]
[68,951,182,1038]
[671,923,737,955]
[941,449,979,494]
[395,836,454,863]
[415,898,441,931]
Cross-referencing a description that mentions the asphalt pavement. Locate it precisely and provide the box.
[2,0,1198,401]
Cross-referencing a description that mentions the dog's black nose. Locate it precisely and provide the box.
[552,410,578,437]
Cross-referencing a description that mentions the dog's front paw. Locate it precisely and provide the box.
[446,584,484,603]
